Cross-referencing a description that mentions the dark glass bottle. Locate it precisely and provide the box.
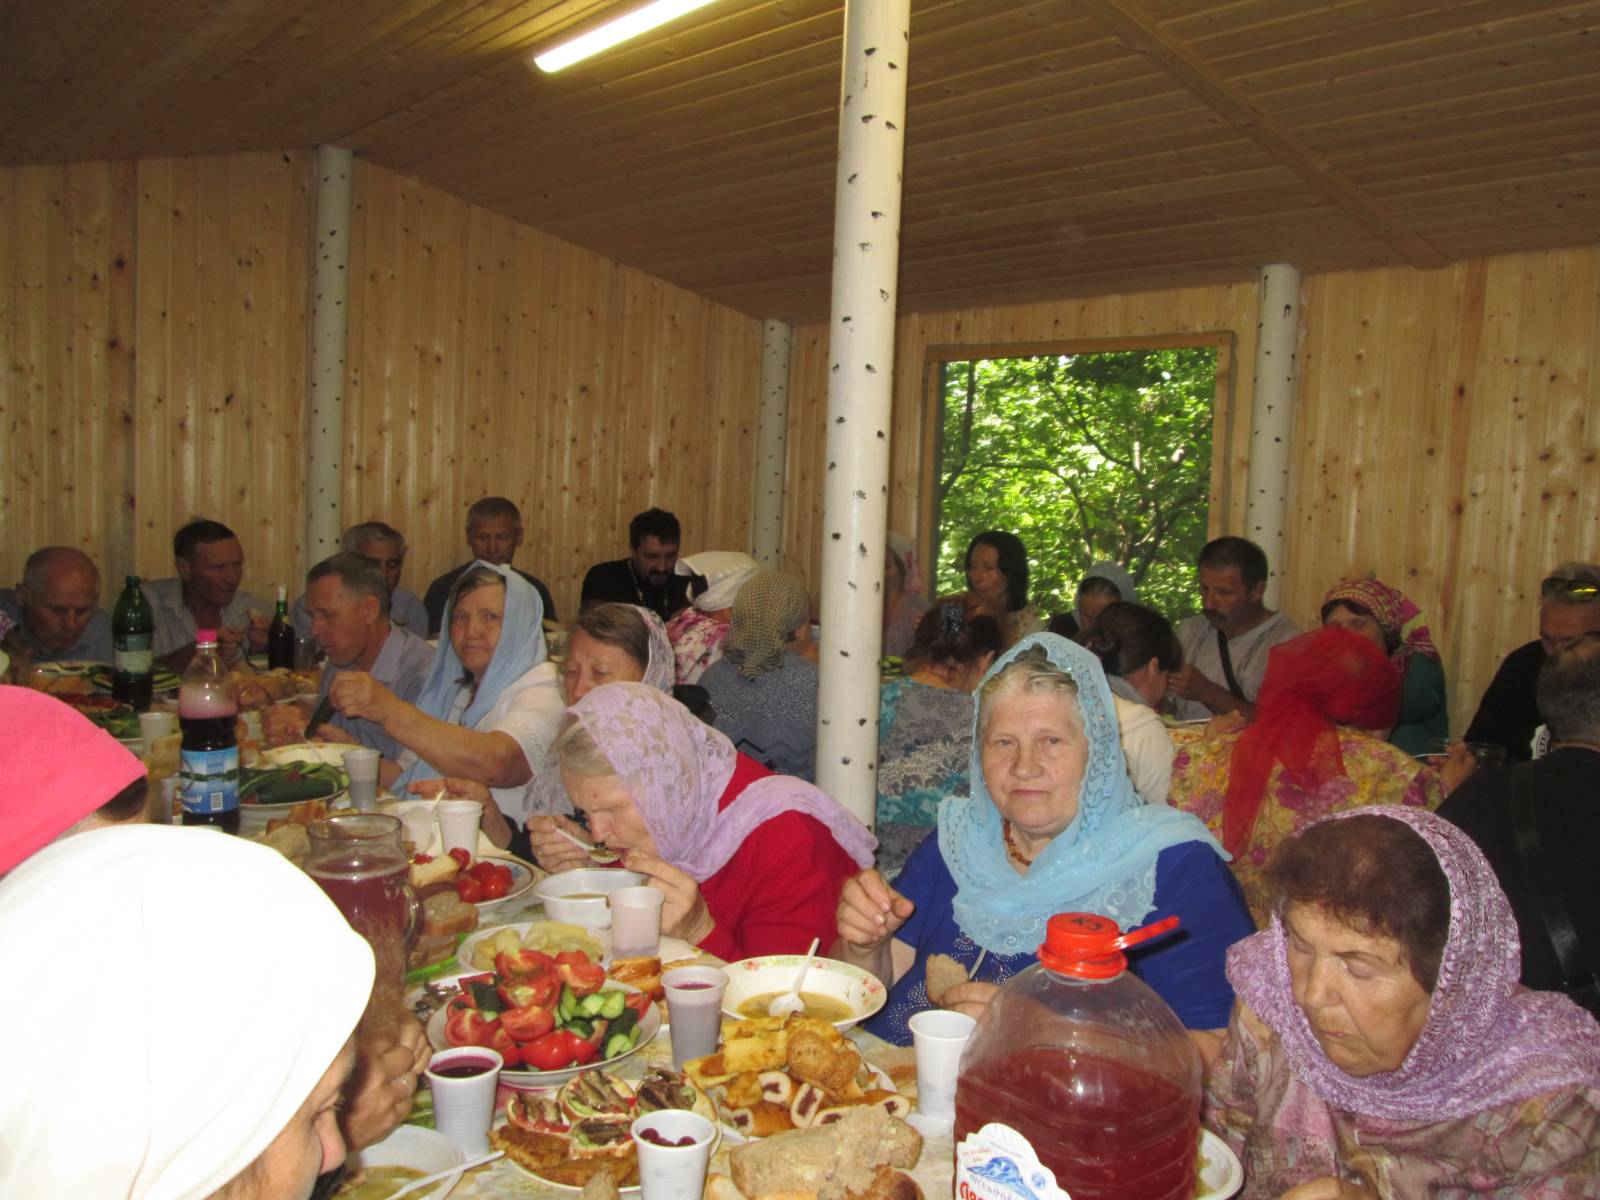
[111,575,154,710]
[267,584,296,670]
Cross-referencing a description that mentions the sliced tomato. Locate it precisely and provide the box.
[495,948,554,978]
[499,973,559,1012]
[499,1003,556,1043]
[563,1029,600,1065]
[522,1029,577,1072]
[554,949,592,967]
[623,992,653,1021]
[444,1008,499,1049]
[557,960,606,997]
[486,1025,523,1069]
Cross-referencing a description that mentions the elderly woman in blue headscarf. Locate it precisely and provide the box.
[838,632,1254,1047]
[330,562,563,846]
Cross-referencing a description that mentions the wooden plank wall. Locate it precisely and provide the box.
[0,151,762,620]
[1287,249,1600,735]
[343,161,763,618]
[784,251,1600,736]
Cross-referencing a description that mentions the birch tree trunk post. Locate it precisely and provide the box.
[1245,263,1301,610]
[752,319,792,569]
[815,0,911,827]
[305,145,354,567]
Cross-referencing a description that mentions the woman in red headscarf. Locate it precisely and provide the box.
[1321,577,1449,757]
[1167,626,1445,922]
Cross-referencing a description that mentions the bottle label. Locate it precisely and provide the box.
[114,635,153,675]
[956,1123,1071,1200]
[180,747,239,814]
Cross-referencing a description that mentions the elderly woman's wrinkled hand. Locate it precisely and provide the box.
[624,851,714,944]
[1279,1178,1373,1200]
[528,814,595,874]
[836,869,915,951]
[338,1016,429,1152]
[939,979,998,1022]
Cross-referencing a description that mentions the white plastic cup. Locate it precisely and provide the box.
[908,1009,976,1120]
[610,886,665,957]
[435,799,483,855]
[631,1109,716,1200]
[425,1046,503,1156]
[394,802,436,851]
[138,710,177,755]
[663,966,728,1068]
[341,747,381,811]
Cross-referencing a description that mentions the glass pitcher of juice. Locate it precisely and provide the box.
[953,913,1201,1200]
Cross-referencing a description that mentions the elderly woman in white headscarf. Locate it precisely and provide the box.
[700,571,820,781]
[666,551,760,684]
[0,824,374,1199]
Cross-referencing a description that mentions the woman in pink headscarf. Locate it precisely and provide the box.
[1205,807,1599,1197]
[542,683,875,960]
[1321,577,1448,758]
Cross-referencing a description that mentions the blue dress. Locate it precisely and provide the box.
[863,833,1255,1046]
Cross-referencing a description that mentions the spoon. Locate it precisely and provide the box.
[380,1150,503,1200]
[768,937,821,1017]
[554,825,623,864]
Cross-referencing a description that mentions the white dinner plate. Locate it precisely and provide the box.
[336,1124,463,1199]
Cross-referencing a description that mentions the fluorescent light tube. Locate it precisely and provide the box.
[535,0,720,72]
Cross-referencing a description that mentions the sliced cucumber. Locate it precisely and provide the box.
[604,1031,635,1060]
[598,990,627,1019]
[578,992,608,1017]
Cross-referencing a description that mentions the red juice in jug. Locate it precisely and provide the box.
[951,914,1202,1200]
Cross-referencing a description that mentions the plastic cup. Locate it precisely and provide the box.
[394,802,436,851]
[138,710,177,755]
[425,1046,503,1156]
[341,747,381,811]
[908,1009,976,1121]
[435,799,483,855]
[663,966,728,1068]
[631,1110,716,1200]
[610,886,665,957]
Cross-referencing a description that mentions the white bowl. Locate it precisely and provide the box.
[342,1123,463,1199]
[719,955,887,1031]
[534,868,644,928]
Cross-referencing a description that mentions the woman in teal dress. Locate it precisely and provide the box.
[1321,578,1448,757]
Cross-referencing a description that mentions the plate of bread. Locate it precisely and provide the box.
[685,1014,909,1142]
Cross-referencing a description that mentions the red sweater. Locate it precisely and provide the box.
[696,754,858,962]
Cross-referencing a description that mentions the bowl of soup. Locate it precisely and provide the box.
[720,955,887,1031]
[534,868,645,928]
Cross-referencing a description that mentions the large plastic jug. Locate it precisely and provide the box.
[952,913,1201,1200]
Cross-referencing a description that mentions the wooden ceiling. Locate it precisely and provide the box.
[2,0,1597,322]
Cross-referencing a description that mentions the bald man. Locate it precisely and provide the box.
[0,547,113,663]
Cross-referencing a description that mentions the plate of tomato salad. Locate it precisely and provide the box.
[425,947,660,1089]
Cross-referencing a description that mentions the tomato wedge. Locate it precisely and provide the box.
[557,961,607,997]
[486,1025,523,1069]
[500,1003,556,1043]
[444,1008,499,1049]
[523,1029,576,1072]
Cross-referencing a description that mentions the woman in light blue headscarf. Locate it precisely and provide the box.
[344,563,563,843]
[838,632,1254,1047]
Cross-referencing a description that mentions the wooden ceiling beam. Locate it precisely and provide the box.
[1076,0,1449,270]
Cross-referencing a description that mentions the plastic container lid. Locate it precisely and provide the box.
[1037,912,1181,979]
[195,628,218,644]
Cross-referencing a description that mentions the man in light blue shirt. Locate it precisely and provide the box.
[292,521,429,640]
[0,547,112,663]
[305,552,434,762]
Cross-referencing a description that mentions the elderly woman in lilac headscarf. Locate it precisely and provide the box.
[542,683,874,960]
[1205,806,1599,1197]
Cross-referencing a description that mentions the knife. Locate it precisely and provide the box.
[303,693,337,740]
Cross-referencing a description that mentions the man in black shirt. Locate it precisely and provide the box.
[1440,633,1600,1002]
[422,497,557,635]
[1464,561,1600,761]
[580,507,693,621]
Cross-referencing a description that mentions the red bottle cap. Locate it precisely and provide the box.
[196,628,218,644]
[1037,912,1182,979]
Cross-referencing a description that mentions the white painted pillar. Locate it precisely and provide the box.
[1245,263,1301,610]
[305,145,354,566]
[815,0,911,827]
[751,319,792,569]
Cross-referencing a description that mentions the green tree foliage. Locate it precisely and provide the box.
[934,348,1216,623]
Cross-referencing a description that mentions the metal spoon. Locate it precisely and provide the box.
[768,937,821,1017]
[380,1151,503,1200]
[553,824,623,864]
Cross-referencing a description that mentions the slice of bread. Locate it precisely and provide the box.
[421,890,478,938]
